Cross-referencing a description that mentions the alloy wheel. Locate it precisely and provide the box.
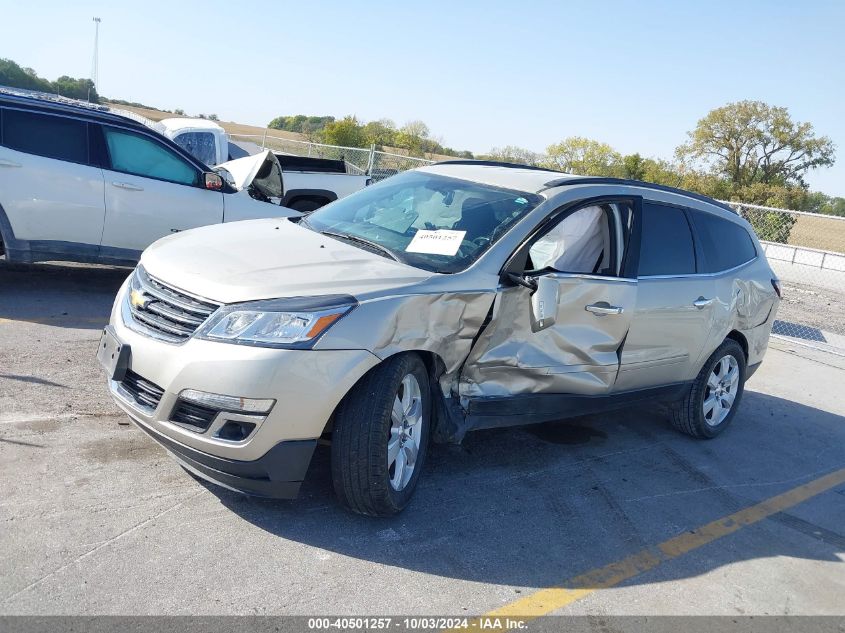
[387,373,423,491]
[703,354,740,426]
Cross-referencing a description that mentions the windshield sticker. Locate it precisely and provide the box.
[406,229,466,256]
[515,197,528,204]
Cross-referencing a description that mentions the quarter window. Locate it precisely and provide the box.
[1,109,88,164]
[103,126,197,186]
[638,202,696,276]
[690,210,756,272]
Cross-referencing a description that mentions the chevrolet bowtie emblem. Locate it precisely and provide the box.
[129,288,150,309]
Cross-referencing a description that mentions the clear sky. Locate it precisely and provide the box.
[2,0,843,195]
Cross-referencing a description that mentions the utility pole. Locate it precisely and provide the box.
[89,17,101,102]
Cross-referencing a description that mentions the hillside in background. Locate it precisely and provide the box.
[108,102,457,162]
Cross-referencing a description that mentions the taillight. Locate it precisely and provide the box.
[771,278,782,299]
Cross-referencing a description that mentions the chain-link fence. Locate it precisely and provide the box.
[721,201,845,353]
[228,133,435,180]
[369,149,435,182]
[229,134,373,175]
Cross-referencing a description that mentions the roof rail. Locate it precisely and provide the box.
[0,84,162,131]
[0,85,110,112]
[542,176,737,214]
[435,159,565,173]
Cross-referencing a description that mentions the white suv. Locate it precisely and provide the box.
[0,91,298,265]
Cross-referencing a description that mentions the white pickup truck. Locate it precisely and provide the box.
[159,118,369,212]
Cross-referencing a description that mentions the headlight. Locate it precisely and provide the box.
[195,297,355,349]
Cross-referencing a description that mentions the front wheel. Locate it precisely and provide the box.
[331,353,430,516]
[670,339,746,439]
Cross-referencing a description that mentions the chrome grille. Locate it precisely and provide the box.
[125,266,220,343]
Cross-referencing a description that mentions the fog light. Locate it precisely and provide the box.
[216,420,257,442]
[179,389,275,414]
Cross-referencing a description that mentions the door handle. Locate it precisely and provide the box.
[112,181,144,191]
[585,303,624,316]
[0,159,21,168]
[693,297,714,309]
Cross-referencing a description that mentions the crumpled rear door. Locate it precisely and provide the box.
[459,275,637,399]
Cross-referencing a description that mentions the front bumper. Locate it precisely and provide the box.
[104,278,381,496]
[123,404,316,498]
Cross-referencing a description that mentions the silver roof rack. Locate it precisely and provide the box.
[0,84,165,133]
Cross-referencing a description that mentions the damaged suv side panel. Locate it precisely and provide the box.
[459,278,637,398]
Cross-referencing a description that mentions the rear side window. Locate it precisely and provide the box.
[102,126,197,186]
[1,109,88,164]
[638,202,696,276]
[172,131,217,166]
[690,210,757,272]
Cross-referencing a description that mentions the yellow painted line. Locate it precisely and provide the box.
[476,467,845,622]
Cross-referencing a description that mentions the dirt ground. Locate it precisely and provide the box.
[776,280,845,337]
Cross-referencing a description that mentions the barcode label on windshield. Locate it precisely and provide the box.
[405,229,466,256]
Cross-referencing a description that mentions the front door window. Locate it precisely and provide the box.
[103,127,198,186]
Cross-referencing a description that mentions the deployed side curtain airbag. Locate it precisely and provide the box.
[531,205,605,273]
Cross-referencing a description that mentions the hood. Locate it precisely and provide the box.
[140,218,433,304]
[216,150,281,194]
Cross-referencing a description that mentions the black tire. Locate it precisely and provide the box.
[331,353,431,516]
[670,339,746,439]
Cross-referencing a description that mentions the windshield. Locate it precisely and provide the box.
[301,171,542,273]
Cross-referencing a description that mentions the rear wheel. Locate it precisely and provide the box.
[331,353,430,516]
[670,339,746,438]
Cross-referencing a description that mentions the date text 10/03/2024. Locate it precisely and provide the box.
[307,617,527,630]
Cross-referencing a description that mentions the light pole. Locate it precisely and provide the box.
[89,17,101,102]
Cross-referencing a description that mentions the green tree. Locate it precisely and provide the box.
[678,100,835,189]
[268,115,291,130]
[543,137,622,175]
[394,120,431,155]
[268,114,335,135]
[362,119,397,147]
[820,196,845,217]
[0,58,52,92]
[320,116,367,147]
[484,145,543,166]
[677,101,839,243]
[53,76,98,101]
[620,153,648,180]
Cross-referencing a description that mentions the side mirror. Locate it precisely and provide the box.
[203,172,224,191]
[529,275,559,332]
